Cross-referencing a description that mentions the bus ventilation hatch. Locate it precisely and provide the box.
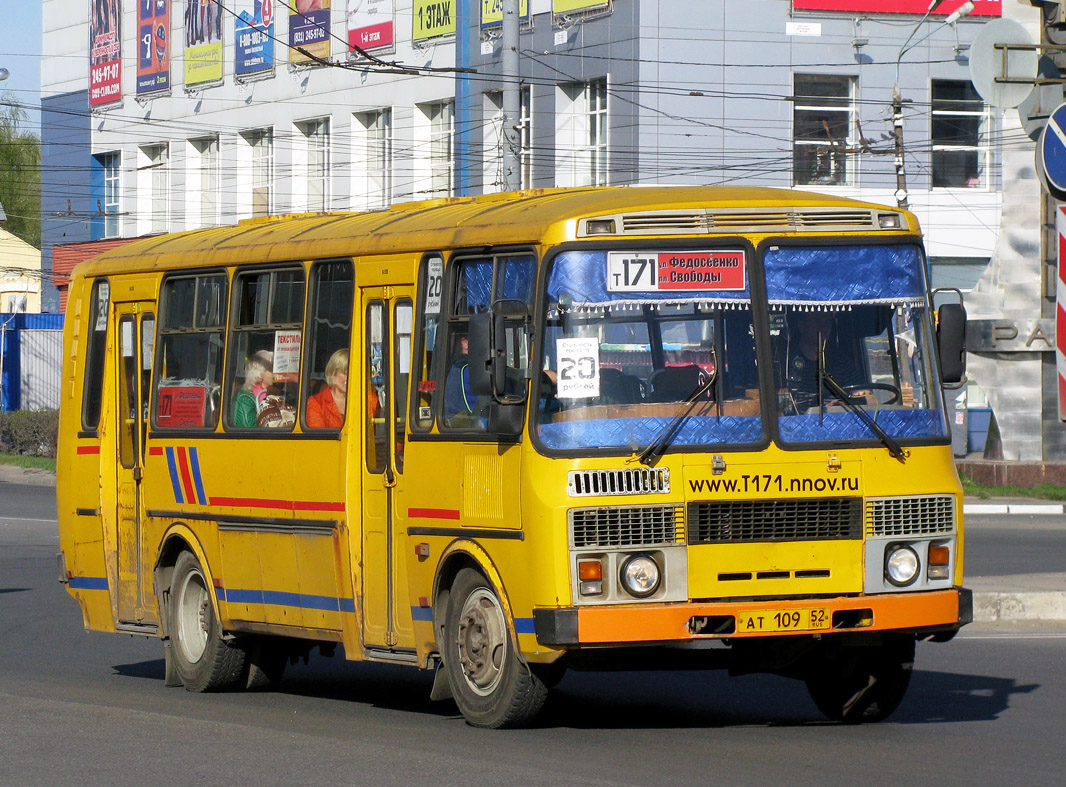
[568,467,670,497]
[602,208,880,236]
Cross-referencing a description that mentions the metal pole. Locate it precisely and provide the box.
[893,89,908,209]
[501,0,521,191]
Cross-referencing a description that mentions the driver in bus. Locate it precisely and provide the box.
[784,310,870,413]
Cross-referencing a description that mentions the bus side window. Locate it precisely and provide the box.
[442,258,492,430]
[412,255,443,430]
[303,259,354,430]
[81,278,110,432]
[154,273,227,430]
[226,266,305,430]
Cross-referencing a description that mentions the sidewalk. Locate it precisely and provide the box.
[2,463,1063,622]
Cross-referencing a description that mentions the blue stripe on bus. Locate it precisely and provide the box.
[514,617,535,634]
[218,587,355,614]
[188,446,207,505]
[69,576,109,590]
[164,447,183,504]
[407,606,534,634]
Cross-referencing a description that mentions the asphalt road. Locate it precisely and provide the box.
[3,482,1066,784]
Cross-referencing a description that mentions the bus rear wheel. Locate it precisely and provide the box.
[168,551,246,692]
[804,634,915,723]
[442,568,548,728]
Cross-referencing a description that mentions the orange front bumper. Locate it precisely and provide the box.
[533,588,971,646]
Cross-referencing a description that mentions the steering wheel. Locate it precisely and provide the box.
[844,383,900,405]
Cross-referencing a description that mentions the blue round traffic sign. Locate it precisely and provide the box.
[1040,102,1066,200]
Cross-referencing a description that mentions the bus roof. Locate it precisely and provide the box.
[75,186,915,277]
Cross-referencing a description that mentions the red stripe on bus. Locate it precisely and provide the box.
[148,447,164,456]
[209,497,344,512]
[408,508,461,520]
[76,446,100,455]
[175,448,197,505]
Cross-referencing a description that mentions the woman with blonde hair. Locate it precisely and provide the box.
[232,350,274,427]
[306,348,348,428]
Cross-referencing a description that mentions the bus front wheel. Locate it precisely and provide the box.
[442,568,548,728]
[804,634,915,723]
[168,551,246,692]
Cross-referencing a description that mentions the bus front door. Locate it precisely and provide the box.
[113,303,155,626]
[359,288,415,652]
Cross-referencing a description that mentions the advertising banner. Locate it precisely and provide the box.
[290,1,331,63]
[137,0,170,95]
[184,0,224,86]
[412,0,455,41]
[348,0,395,53]
[552,0,608,14]
[480,0,528,27]
[90,0,123,107]
[792,0,1001,15]
[236,0,275,77]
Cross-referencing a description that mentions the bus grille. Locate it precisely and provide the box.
[568,467,670,497]
[687,498,863,544]
[570,505,685,548]
[865,495,956,537]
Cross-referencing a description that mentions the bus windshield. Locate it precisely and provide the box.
[766,243,946,446]
[534,243,946,455]
[536,249,763,452]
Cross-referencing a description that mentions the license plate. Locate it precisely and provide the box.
[736,607,831,633]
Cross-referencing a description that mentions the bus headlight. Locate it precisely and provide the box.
[885,544,920,587]
[619,554,661,598]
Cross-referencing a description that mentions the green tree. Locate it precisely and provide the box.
[0,94,41,249]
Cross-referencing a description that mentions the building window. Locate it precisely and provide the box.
[191,136,219,227]
[355,109,392,210]
[793,74,857,187]
[932,80,989,189]
[298,118,330,212]
[99,151,120,238]
[556,78,608,188]
[241,128,273,217]
[139,143,169,234]
[428,101,454,197]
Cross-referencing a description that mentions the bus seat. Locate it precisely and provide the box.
[648,365,708,402]
[599,368,644,404]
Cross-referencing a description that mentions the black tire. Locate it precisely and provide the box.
[168,551,246,693]
[441,568,548,728]
[242,636,288,691]
[805,635,915,724]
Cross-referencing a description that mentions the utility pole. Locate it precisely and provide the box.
[501,0,521,191]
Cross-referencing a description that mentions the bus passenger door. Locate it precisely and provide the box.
[360,287,415,650]
[114,303,155,625]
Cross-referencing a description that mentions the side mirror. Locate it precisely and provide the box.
[936,301,967,386]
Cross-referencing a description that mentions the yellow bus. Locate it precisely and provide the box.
[57,186,970,727]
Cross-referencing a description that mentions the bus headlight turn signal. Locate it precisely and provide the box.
[578,558,604,596]
[620,554,662,598]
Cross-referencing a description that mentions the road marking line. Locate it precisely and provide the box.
[0,517,59,524]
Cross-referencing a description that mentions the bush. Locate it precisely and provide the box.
[0,409,61,458]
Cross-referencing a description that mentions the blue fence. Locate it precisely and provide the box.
[0,313,65,412]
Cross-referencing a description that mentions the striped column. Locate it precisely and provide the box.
[1057,205,1066,420]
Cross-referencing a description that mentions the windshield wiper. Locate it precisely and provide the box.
[817,354,908,463]
[635,375,717,466]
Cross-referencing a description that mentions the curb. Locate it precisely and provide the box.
[964,503,1064,515]
[973,591,1066,622]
